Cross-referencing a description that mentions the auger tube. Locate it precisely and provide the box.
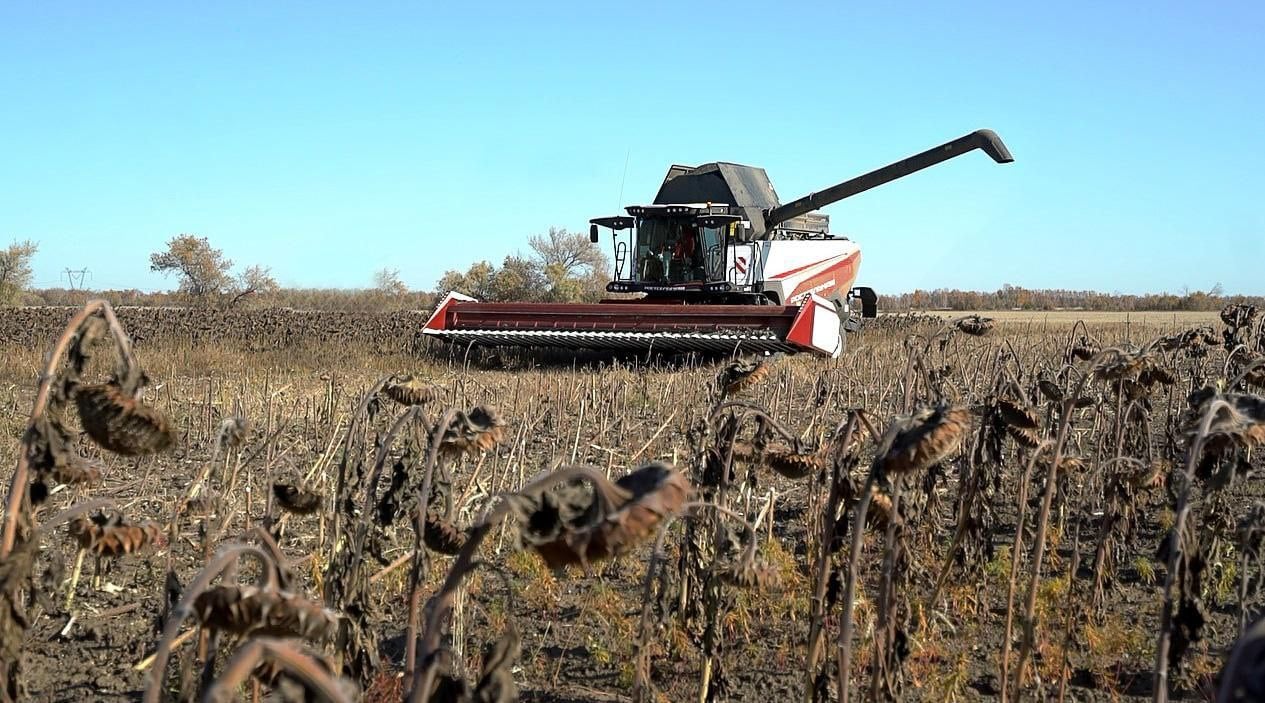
[762,129,1014,234]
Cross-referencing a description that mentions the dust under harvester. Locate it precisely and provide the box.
[424,129,1014,357]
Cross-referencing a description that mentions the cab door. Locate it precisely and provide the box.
[727,240,757,288]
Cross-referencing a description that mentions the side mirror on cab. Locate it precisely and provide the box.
[589,224,599,243]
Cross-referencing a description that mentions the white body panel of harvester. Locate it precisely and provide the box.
[728,238,862,308]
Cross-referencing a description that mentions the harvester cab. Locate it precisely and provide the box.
[425,129,1013,358]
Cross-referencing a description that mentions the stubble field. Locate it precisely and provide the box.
[0,303,1261,702]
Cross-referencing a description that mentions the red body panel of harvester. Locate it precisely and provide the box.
[421,292,843,357]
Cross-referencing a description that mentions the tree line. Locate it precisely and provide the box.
[880,283,1264,313]
[2,236,1260,313]
[0,228,609,312]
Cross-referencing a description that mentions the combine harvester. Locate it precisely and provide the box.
[425,129,1013,358]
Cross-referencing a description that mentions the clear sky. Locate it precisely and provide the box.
[1,1,1261,296]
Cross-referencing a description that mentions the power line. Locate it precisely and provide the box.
[62,268,91,291]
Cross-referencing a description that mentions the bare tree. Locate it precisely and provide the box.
[373,268,409,296]
[230,265,279,306]
[528,227,608,279]
[0,240,38,305]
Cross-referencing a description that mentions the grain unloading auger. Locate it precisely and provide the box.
[425,129,1014,357]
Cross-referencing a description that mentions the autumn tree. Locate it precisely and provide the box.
[0,240,38,305]
[489,255,546,302]
[434,261,497,301]
[433,227,610,303]
[150,234,276,306]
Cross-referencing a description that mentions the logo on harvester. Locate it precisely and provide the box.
[735,256,747,274]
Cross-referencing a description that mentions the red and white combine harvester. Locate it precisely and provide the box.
[425,129,1013,358]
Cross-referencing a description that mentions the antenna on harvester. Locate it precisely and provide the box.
[616,147,631,211]
[62,268,91,291]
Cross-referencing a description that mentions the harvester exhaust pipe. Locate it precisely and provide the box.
[763,129,1014,232]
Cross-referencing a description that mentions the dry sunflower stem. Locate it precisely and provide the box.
[204,637,357,703]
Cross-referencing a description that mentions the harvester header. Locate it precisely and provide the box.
[424,129,1014,358]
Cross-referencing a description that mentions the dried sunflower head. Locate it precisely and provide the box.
[1139,364,1176,388]
[193,586,341,642]
[1037,379,1063,403]
[1128,460,1167,490]
[525,462,691,569]
[1070,336,1100,361]
[48,455,104,488]
[954,315,994,337]
[1153,326,1218,353]
[69,513,166,557]
[720,557,782,591]
[74,382,175,456]
[1093,349,1157,382]
[1236,502,1265,559]
[717,357,771,396]
[272,483,322,515]
[1006,425,1042,449]
[441,406,506,457]
[826,419,871,458]
[874,405,972,477]
[1221,303,1258,328]
[1234,355,1265,390]
[217,415,250,450]
[382,374,440,407]
[868,490,896,529]
[423,514,466,555]
[996,397,1040,430]
[727,440,758,464]
[1184,392,1265,452]
[765,447,825,480]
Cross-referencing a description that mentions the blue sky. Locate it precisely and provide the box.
[1,1,1261,295]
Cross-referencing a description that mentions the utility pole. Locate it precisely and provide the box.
[62,268,91,291]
